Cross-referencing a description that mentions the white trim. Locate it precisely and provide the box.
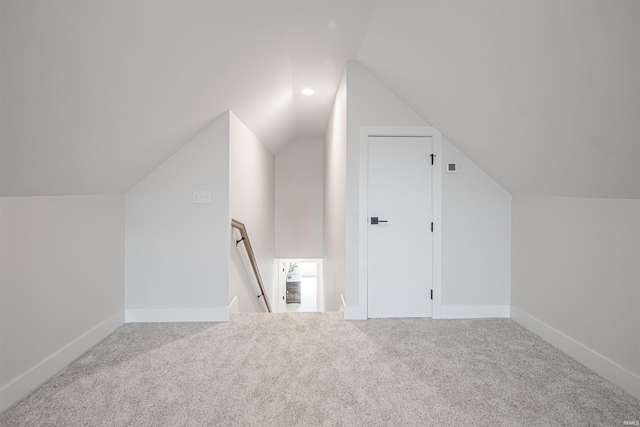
[0,311,124,413]
[358,126,443,320]
[276,259,287,313]
[125,308,229,323]
[431,135,443,319]
[511,306,640,400]
[344,304,367,320]
[228,296,239,314]
[440,304,510,319]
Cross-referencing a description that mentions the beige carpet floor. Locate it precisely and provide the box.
[1,312,638,426]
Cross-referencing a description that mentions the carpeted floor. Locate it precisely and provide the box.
[1,312,638,426]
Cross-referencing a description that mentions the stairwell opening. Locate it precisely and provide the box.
[276,259,323,313]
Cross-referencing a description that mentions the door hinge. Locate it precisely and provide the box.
[430,154,436,165]
[431,289,433,300]
[431,222,434,232]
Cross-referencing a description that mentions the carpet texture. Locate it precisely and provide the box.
[1,312,638,426]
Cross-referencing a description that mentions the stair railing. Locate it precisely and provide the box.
[231,219,272,313]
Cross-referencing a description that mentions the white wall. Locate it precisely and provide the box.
[229,112,276,313]
[441,138,511,315]
[344,61,428,313]
[125,113,230,321]
[343,61,511,319]
[322,71,347,312]
[275,136,323,259]
[511,195,640,398]
[0,195,124,411]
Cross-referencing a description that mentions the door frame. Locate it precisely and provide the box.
[358,126,443,319]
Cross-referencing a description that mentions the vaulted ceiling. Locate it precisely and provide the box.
[1,1,638,198]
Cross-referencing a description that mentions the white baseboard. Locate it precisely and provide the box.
[343,303,366,320]
[343,304,510,320]
[228,296,239,314]
[439,304,510,319]
[511,306,640,400]
[125,307,229,323]
[0,310,124,413]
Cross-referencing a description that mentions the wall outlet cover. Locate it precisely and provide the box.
[193,191,212,204]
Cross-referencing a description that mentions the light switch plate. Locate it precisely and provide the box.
[193,191,212,204]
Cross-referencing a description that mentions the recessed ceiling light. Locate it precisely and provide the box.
[301,88,314,95]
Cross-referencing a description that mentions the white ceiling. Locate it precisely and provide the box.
[1,1,638,198]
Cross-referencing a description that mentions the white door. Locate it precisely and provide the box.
[368,136,433,318]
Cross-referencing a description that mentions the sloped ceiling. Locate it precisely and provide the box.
[1,1,638,198]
